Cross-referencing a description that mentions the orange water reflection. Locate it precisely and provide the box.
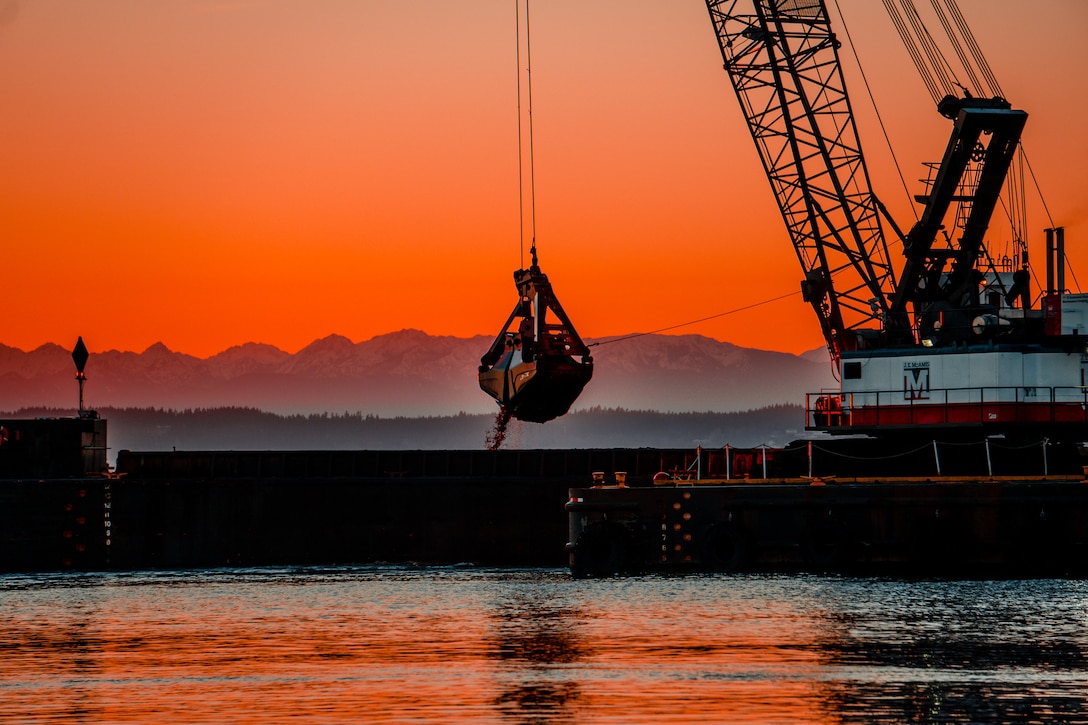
[486,579,835,723]
[1,571,1086,723]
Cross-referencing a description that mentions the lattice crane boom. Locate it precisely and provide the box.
[705,0,897,360]
[703,0,1084,442]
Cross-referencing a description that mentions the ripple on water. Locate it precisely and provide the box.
[0,569,1086,723]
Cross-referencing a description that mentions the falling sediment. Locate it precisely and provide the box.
[486,406,512,450]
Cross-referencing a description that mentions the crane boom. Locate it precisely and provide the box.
[704,0,1088,443]
[705,0,896,359]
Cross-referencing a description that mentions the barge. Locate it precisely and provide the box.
[3,414,1086,578]
[566,439,1088,578]
[556,0,1088,580]
[0,415,731,573]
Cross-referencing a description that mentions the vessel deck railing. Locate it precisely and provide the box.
[807,386,1088,429]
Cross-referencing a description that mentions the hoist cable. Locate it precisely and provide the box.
[929,0,983,97]
[881,0,941,104]
[525,0,538,256]
[587,291,800,348]
[900,0,959,98]
[912,0,963,96]
[831,0,918,221]
[1016,145,1027,245]
[514,0,524,268]
[1066,252,1082,294]
[995,154,1023,247]
[882,0,934,101]
[1021,146,1055,229]
[944,0,1002,96]
[897,0,946,96]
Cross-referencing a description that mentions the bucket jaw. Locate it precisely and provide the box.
[478,261,593,423]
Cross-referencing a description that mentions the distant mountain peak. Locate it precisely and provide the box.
[142,342,174,355]
[0,333,835,417]
[30,342,71,355]
[218,341,287,354]
[300,334,356,350]
[370,328,429,341]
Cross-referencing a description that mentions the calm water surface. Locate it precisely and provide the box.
[1,568,1086,724]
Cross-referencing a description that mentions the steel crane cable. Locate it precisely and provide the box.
[1022,149,1057,232]
[880,0,942,104]
[923,0,1004,100]
[879,0,1072,296]
[586,290,800,348]
[926,0,1030,273]
[992,147,1027,261]
[1064,248,1083,295]
[899,0,962,99]
[515,0,525,268]
[1020,150,1072,295]
[830,0,918,223]
[525,0,539,262]
[935,1,1071,291]
[514,0,539,268]
[996,143,1077,297]
[1012,145,1026,235]
[928,0,984,97]
[941,0,1002,97]
[1014,137,1072,291]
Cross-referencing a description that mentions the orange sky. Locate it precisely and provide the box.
[2,0,1086,358]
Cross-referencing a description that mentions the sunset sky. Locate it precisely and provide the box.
[2,0,1086,358]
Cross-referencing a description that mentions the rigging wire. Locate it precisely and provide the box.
[515,0,524,269]
[1015,144,1028,245]
[900,0,960,98]
[942,0,1002,96]
[514,0,538,266]
[1022,148,1056,229]
[881,0,940,104]
[934,0,1067,288]
[525,0,538,259]
[1017,148,1075,298]
[928,0,983,96]
[875,0,1074,293]
[1066,253,1083,294]
[830,0,917,222]
[587,291,800,348]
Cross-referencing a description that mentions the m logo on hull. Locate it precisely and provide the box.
[904,362,930,400]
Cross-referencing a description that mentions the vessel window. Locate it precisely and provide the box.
[843,362,861,379]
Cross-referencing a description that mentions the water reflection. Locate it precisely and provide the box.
[0,570,1086,723]
[488,575,587,722]
[810,579,1088,724]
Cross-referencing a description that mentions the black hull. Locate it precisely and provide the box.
[567,477,1088,579]
[2,445,1086,578]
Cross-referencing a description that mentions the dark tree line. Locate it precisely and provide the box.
[3,405,805,457]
